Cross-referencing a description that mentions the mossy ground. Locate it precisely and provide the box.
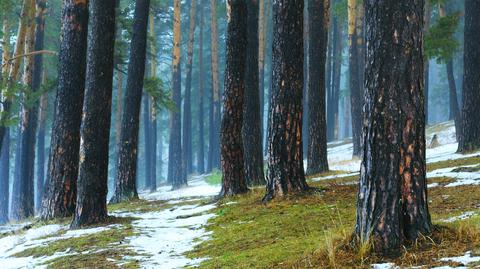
[188,155,480,268]
[206,169,222,185]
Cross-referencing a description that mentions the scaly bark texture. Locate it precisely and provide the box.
[242,0,265,186]
[197,2,205,174]
[71,0,116,228]
[459,0,480,152]
[220,0,248,197]
[41,0,89,220]
[183,0,197,180]
[168,0,186,189]
[208,0,221,172]
[11,0,37,221]
[355,0,431,255]
[111,0,150,203]
[306,0,329,175]
[264,0,308,202]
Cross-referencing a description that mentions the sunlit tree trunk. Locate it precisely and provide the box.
[264,0,308,202]
[355,0,431,255]
[306,0,329,175]
[111,0,150,203]
[459,0,480,152]
[220,0,248,196]
[168,0,186,189]
[149,12,158,192]
[41,0,89,220]
[71,0,116,228]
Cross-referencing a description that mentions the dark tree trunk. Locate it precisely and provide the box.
[242,0,265,186]
[306,0,329,175]
[302,2,309,160]
[263,0,272,156]
[349,1,362,158]
[326,16,334,142]
[197,2,205,174]
[0,130,9,224]
[143,93,152,189]
[168,0,186,189]
[12,2,37,221]
[355,0,431,255]
[41,0,89,220]
[446,61,462,141]
[459,0,480,152]
[264,0,308,202]
[207,85,214,173]
[331,16,342,141]
[424,1,431,124]
[220,0,248,197]
[71,0,116,228]
[183,0,196,179]
[110,0,150,203]
[36,94,47,212]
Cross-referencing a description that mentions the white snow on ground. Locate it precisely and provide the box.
[439,251,480,266]
[371,263,397,269]
[427,165,480,187]
[142,174,220,201]
[441,212,476,223]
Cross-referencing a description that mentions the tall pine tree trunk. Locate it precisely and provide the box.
[148,12,158,192]
[264,0,308,202]
[183,0,197,179]
[220,0,248,196]
[459,0,480,152]
[446,61,462,141]
[242,0,265,186]
[41,0,89,220]
[306,0,329,175]
[355,0,431,255]
[36,93,47,212]
[111,0,150,203]
[197,2,205,174]
[258,0,266,142]
[168,0,186,189]
[143,93,152,189]
[72,0,116,228]
[424,1,432,124]
[331,16,343,141]
[209,0,221,172]
[0,131,9,224]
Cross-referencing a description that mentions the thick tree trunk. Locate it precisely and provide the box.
[41,0,89,220]
[0,130,9,224]
[197,2,205,174]
[11,0,37,221]
[220,0,248,197]
[143,93,152,188]
[168,0,186,189]
[110,0,150,203]
[446,61,462,141]
[71,0,116,228]
[355,0,431,255]
[306,0,329,175]
[242,0,265,186]
[264,0,308,202]
[208,0,221,172]
[459,0,480,152]
[183,0,197,180]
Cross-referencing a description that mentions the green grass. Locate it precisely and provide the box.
[427,156,480,172]
[206,169,222,185]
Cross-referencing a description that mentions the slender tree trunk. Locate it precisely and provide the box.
[242,0,265,186]
[41,0,89,220]
[114,0,123,177]
[446,61,462,141]
[209,0,221,171]
[459,0,480,152]
[197,2,205,174]
[0,130,9,224]
[424,1,432,124]
[355,0,431,255]
[143,93,152,189]
[111,0,150,203]
[183,0,197,180]
[264,0,308,202]
[302,3,309,160]
[220,0,248,197]
[326,14,334,142]
[263,0,272,155]
[306,0,330,175]
[148,12,158,192]
[71,0,116,228]
[331,16,342,141]
[258,0,266,143]
[168,0,186,189]
[36,92,47,212]
[11,0,37,221]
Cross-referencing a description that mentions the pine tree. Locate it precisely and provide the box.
[111,0,150,203]
[264,0,308,202]
[220,0,248,196]
[355,0,431,255]
[197,1,205,174]
[41,0,89,220]
[71,0,116,228]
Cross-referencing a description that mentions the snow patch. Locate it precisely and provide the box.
[441,212,476,223]
[439,251,480,266]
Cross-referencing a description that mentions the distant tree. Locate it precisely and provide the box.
[110,0,150,203]
[306,0,329,175]
[459,0,480,152]
[220,0,248,196]
[71,0,116,228]
[41,0,89,220]
[168,0,185,189]
[148,11,158,192]
[355,0,431,255]
[242,0,265,186]
[197,1,205,174]
[263,0,308,202]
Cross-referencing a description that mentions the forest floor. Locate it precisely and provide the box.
[1,121,480,268]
